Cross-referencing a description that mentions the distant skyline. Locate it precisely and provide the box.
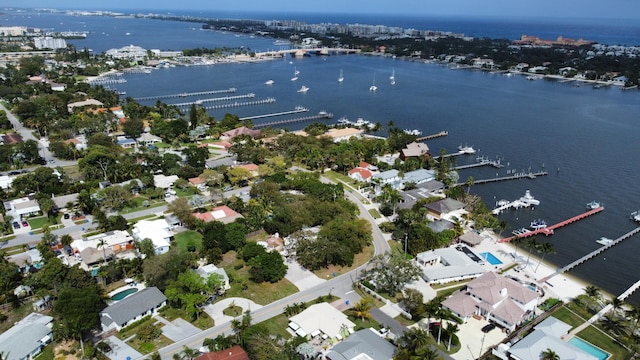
[5,0,640,20]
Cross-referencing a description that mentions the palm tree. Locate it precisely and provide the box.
[541,348,560,360]
[465,176,474,195]
[584,285,601,311]
[412,347,441,360]
[523,237,539,270]
[608,297,624,319]
[535,241,556,272]
[445,322,459,351]
[97,238,108,264]
[353,298,372,321]
[625,305,640,334]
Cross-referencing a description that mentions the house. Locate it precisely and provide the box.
[0,175,14,190]
[196,264,231,293]
[402,168,435,185]
[220,126,260,141]
[415,247,486,284]
[399,181,445,210]
[0,312,53,360]
[116,136,136,149]
[192,205,244,224]
[348,167,373,182]
[132,219,174,255]
[459,231,484,247]
[442,271,540,331]
[325,328,397,360]
[5,196,41,219]
[236,163,259,177]
[320,127,364,142]
[1,133,23,145]
[400,142,429,161]
[372,169,400,187]
[427,219,455,233]
[101,287,167,332]
[424,198,466,220]
[77,230,134,253]
[196,346,250,360]
[154,174,179,189]
[288,302,355,340]
[492,317,598,360]
[206,155,237,169]
[137,132,162,145]
[67,99,104,113]
[79,247,115,268]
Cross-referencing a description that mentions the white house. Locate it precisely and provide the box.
[442,271,541,331]
[132,219,174,255]
[77,230,134,253]
[5,196,41,219]
[415,247,486,284]
[153,174,179,189]
[100,287,167,332]
[288,302,355,340]
[196,264,231,293]
[0,312,53,360]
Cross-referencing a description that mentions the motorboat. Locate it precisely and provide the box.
[337,117,350,125]
[389,68,396,85]
[338,69,344,83]
[519,190,540,206]
[370,73,377,92]
[403,129,422,136]
[529,219,547,230]
[596,237,613,246]
[297,86,309,93]
[291,67,299,81]
[264,79,274,85]
[631,210,640,222]
[586,201,601,210]
[458,145,476,154]
[495,199,509,207]
[512,228,532,236]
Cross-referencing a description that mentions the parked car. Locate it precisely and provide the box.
[12,222,20,229]
[481,323,496,333]
[223,186,233,191]
[21,220,29,227]
[63,213,70,219]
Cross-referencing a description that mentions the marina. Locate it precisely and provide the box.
[452,157,505,170]
[134,88,237,102]
[239,106,309,121]
[462,171,548,186]
[500,205,605,242]
[253,111,333,128]
[198,97,276,111]
[175,93,256,108]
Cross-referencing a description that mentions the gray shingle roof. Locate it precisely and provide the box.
[101,287,166,328]
[326,328,396,360]
[0,312,53,360]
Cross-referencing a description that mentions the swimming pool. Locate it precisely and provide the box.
[569,337,609,360]
[479,252,503,265]
[111,288,138,301]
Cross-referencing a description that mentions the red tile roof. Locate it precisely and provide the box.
[196,346,250,360]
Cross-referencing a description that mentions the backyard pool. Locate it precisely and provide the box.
[568,337,609,360]
[479,252,503,265]
[111,287,138,301]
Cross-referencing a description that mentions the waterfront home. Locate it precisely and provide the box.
[415,247,486,284]
[399,142,429,161]
[105,44,148,60]
[132,219,174,255]
[67,98,104,113]
[402,168,435,185]
[220,126,261,141]
[192,205,244,224]
[288,302,355,340]
[325,328,396,360]
[472,57,495,69]
[398,180,446,210]
[458,231,484,247]
[196,346,250,360]
[0,312,53,360]
[423,198,466,220]
[492,317,598,360]
[100,287,167,332]
[442,271,540,332]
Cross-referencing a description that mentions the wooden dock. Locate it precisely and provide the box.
[416,131,448,141]
[134,88,237,101]
[453,158,504,170]
[239,107,309,121]
[539,226,640,283]
[460,171,548,186]
[176,93,256,107]
[500,206,604,243]
[201,98,276,110]
[253,112,333,129]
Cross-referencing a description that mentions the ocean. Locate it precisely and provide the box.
[4,9,640,304]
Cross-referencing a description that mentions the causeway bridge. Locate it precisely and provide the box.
[255,48,361,58]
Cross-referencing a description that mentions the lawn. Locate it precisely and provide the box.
[117,316,174,354]
[368,208,382,219]
[436,285,466,298]
[27,216,53,230]
[159,306,214,330]
[119,197,166,214]
[312,244,374,280]
[577,325,630,360]
[219,251,298,305]
[252,313,292,339]
[175,187,198,197]
[174,230,203,252]
[551,306,586,329]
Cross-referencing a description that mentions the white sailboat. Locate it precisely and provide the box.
[338,68,344,83]
[294,67,300,76]
[291,66,299,81]
[297,85,309,93]
[389,68,396,85]
[369,73,377,92]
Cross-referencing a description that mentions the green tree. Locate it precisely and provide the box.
[353,298,372,321]
[535,241,556,272]
[53,285,104,342]
[363,250,422,296]
[122,117,144,140]
[541,348,560,360]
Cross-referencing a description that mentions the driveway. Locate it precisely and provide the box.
[284,259,326,291]
[154,316,201,342]
[104,335,143,360]
[449,316,507,360]
[202,297,263,325]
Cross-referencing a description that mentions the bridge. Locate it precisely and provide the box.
[254,48,361,58]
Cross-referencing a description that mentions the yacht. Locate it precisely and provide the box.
[294,67,300,76]
[403,129,422,136]
[586,201,601,210]
[297,85,309,93]
[529,219,548,230]
[370,73,377,92]
[338,69,344,83]
[291,67,299,81]
[264,79,274,85]
[495,199,510,207]
[458,145,476,154]
[337,117,350,125]
[274,39,290,46]
[596,237,614,246]
[512,228,532,236]
[519,190,540,206]
[390,68,396,85]
[631,210,640,222]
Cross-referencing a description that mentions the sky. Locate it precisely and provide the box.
[5,0,640,20]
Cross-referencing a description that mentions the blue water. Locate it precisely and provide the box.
[4,9,640,304]
[569,337,609,360]
[111,287,138,301]
[480,252,503,265]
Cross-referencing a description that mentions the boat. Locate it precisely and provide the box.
[631,210,640,222]
[337,117,350,125]
[586,201,601,210]
[512,228,532,236]
[294,67,300,76]
[179,93,188,97]
[369,73,377,92]
[338,69,344,83]
[291,67,299,81]
[495,199,510,207]
[529,219,548,230]
[596,237,614,246]
[274,39,290,46]
[297,85,309,93]
[264,79,274,85]
[519,190,540,206]
[390,68,396,85]
[458,145,476,154]
[403,129,422,136]
[117,90,126,95]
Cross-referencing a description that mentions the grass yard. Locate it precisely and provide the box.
[312,244,374,280]
[368,208,382,219]
[551,306,586,329]
[436,285,466,298]
[219,252,298,305]
[27,216,52,230]
[159,306,214,330]
[577,325,630,360]
[174,230,203,253]
[117,316,174,354]
[120,197,166,214]
[175,187,198,197]
[252,313,292,339]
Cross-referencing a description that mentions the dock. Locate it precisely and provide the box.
[134,88,237,102]
[175,93,256,107]
[499,206,604,243]
[459,171,548,186]
[452,158,504,170]
[253,112,333,129]
[239,106,309,121]
[539,226,640,283]
[416,131,448,141]
[199,98,276,111]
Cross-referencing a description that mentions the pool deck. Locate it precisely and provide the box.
[107,282,147,302]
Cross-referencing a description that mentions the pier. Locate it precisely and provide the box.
[199,98,276,111]
[499,206,605,243]
[134,88,237,102]
[460,171,548,186]
[253,111,333,129]
[239,106,309,121]
[174,93,256,107]
[452,158,504,170]
[539,226,640,283]
[416,131,448,141]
